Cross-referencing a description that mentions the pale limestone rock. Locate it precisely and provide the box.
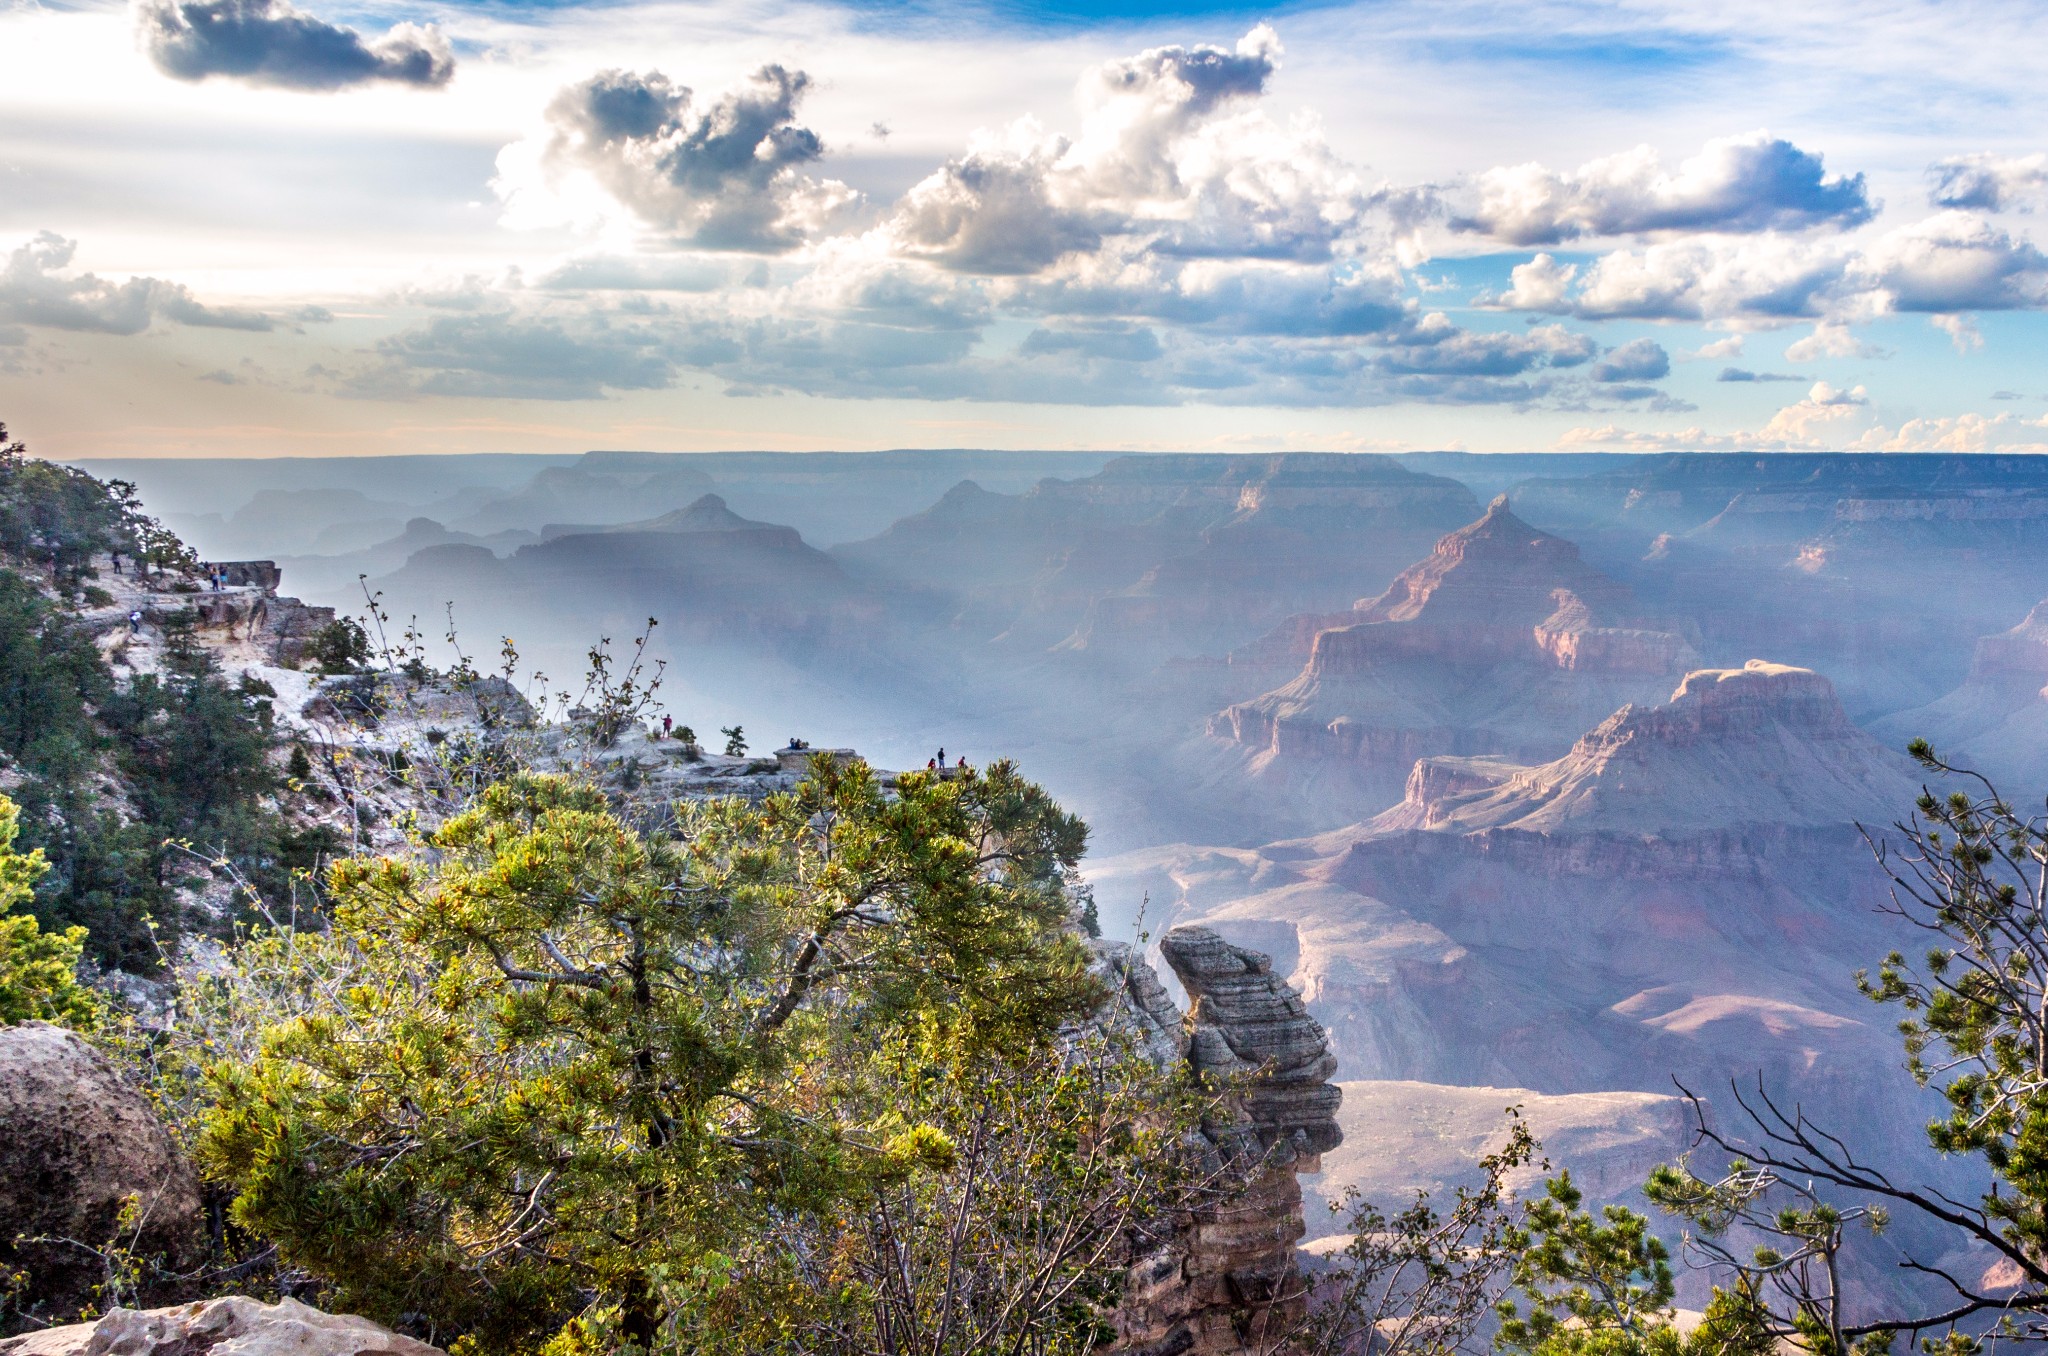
[0,1297,443,1355]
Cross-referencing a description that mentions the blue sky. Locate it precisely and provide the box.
[0,0,2044,457]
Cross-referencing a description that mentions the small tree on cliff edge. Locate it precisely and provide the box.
[200,757,1105,1354]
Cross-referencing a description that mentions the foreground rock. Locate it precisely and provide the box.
[0,1297,443,1355]
[0,1024,202,1324]
[1106,925,1343,1355]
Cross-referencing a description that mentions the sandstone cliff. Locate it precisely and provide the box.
[1374,661,1915,836]
[1214,498,1698,814]
[1099,658,1942,1262]
[1096,926,1343,1356]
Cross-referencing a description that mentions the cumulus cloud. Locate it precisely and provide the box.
[1371,314,1595,378]
[499,66,852,252]
[887,27,1371,275]
[1590,337,1670,382]
[1460,132,1871,245]
[0,232,271,334]
[1858,211,2048,312]
[1927,153,2048,211]
[1482,253,1576,310]
[1851,411,2048,453]
[137,0,452,90]
[1783,321,1884,361]
[1687,335,1745,360]
[1482,208,2048,335]
[1931,313,1983,352]
[1560,381,1873,452]
[1756,379,1869,444]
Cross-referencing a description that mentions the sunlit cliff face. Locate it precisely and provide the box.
[4,0,2048,459]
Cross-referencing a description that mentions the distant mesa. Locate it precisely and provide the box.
[541,493,790,542]
[834,453,1479,662]
[1374,659,1917,836]
[453,460,718,537]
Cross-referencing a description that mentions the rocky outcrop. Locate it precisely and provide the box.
[1104,659,1929,1237]
[1107,926,1343,1356]
[1376,660,1918,836]
[0,1297,444,1355]
[0,1024,202,1324]
[1213,499,1697,813]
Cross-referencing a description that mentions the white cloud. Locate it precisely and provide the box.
[1851,410,2048,452]
[1684,335,1745,360]
[0,231,272,334]
[884,27,1373,274]
[1559,380,1871,452]
[495,66,856,252]
[1483,252,1576,310]
[1930,313,1983,352]
[1459,132,1871,245]
[1927,153,2048,211]
[1856,210,2048,312]
[1783,321,1885,361]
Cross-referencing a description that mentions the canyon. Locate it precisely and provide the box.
[74,446,2048,1313]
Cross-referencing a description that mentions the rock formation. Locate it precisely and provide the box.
[372,499,891,668]
[1099,659,1933,1258]
[0,1024,203,1324]
[0,1297,444,1355]
[1375,661,1914,835]
[1214,497,1698,815]
[1872,598,2048,792]
[1102,926,1343,1356]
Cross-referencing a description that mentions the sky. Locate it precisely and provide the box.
[1,0,2046,458]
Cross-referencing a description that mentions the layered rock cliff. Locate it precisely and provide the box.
[837,454,1477,663]
[1097,926,1343,1356]
[1213,499,1697,813]
[1375,660,1916,836]
[1101,658,1935,1258]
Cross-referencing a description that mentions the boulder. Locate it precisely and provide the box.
[0,1296,443,1355]
[0,1024,202,1322]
